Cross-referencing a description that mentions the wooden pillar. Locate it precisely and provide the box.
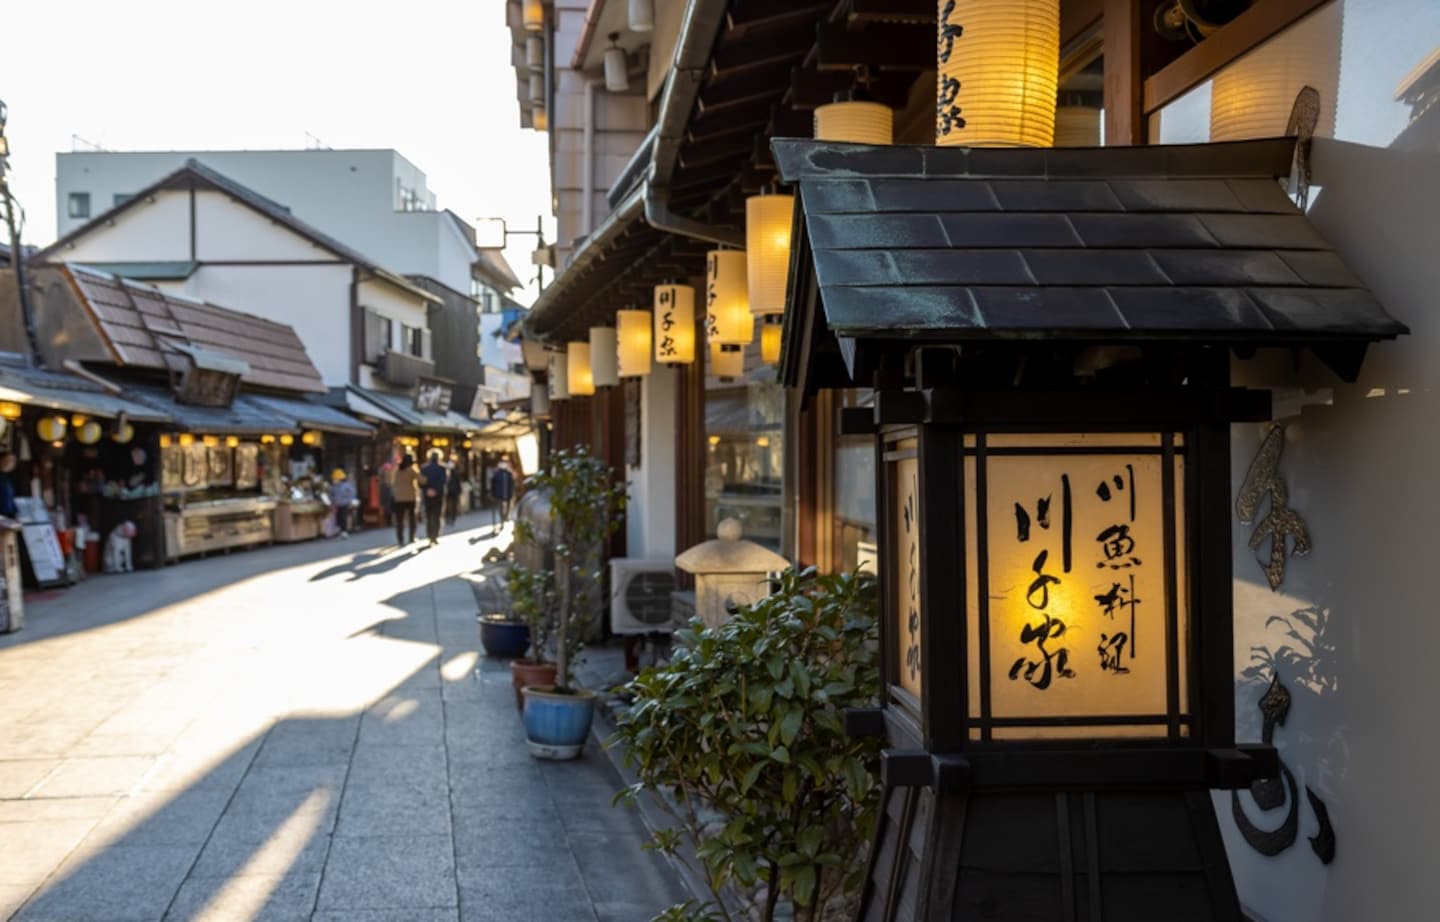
[1103,0,1145,145]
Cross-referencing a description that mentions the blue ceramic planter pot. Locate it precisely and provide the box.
[521,686,596,760]
[478,614,530,658]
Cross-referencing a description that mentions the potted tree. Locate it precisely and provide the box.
[502,563,558,710]
[516,446,626,759]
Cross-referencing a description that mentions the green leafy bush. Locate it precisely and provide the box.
[504,562,555,664]
[614,568,882,922]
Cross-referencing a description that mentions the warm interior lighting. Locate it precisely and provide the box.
[567,341,596,396]
[225,435,240,448]
[202,435,220,448]
[522,0,544,32]
[707,434,721,447]
[159,434,173,449]
[1053,104,1101,147]
[547,349,570,400]
[302,431,322,447]
[1209,3,1341,141]
[711,342,744,379]
[761,316,783,364]
[76,420,103,445]
[280,434,295,446]
[745,194,794,316]
[178,432,195,448]
[532,107,548,132]
[260,434,276,444]
[814,100,894,144]
[617,309,653,377]
[70,414,88,427]
[706,250,753,345]
[590,327,619,388]
[37,416,67,442]
[936,0,1060,147]
[0,402,20,420]
[653,284,696,364]
[463,439,473,449]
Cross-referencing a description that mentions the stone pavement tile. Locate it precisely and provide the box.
[456,866,596,922]
[251,716,359,768]
[314,834,458,911]
[82,784,236,848]
[0,884,35,919]
[0,795,118,822]
[569,829,691,909]
[12,843,196,922]
[451,809,571,868]
[334,782,453,838]
[0,759,60,797]
[162,871,321,922]
[226,763,348,819]
[137,740,261,793]
[67,729,186,758]
[313,910,458,922]
[449,763,552,810]
[0,818,99,885]
[189,816,333,880]
[359,698,447,745]
[0,721,101,758]
[348,742,449,790]
[27,755,157,798]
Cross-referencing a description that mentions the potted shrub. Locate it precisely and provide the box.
[613,568,882,921]
[502,563,558,709]
[516,445,626,759]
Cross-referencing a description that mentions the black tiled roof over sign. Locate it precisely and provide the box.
[774,138,1407,344]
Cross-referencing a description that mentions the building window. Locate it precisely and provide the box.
[704,356,784,552]
[410,326,425,357]
[67,193,90,219]
[362,310,393,365]
[112,193,133,207]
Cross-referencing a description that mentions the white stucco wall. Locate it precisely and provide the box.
[626,366,678,561]
[49,191,192,262]
[194,191,337,263]
[357,276,430,335]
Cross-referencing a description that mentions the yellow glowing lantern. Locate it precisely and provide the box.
[178,433,195,447]
[755,436,771,448]
[463,439,473,449]
[1053,104,1101,147]
[711,343,744,379]
[760,316,784,364]
[745,194,794,317]
[260,434,276,444]
[111,422,134,444]
[522,0,544,32]
[202,435,220,448]
[226,435,240,448]
[159,434,173,449]
[76,420,103,445]
[1209,3,1341,142]
[432,436,450,448]
[547,349,570,400]
[706,250,753,345]
[301,431,322,447]
[616,309,653,378]
[935,0,1059,148]
[36,416,67,442]
[532,107,548,132]
[567,342,595,396]
[0,402,20,420]
[653,284,696,365]
[814,100,894,144]
[589,326,619,388]
[707,434,721,447]
[70,413,88,428]
[280,434,295,446]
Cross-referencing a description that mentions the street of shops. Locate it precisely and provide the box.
[0,512,685,921]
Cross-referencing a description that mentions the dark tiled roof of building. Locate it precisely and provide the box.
[63,265,328,394]
[774,137,1407,344]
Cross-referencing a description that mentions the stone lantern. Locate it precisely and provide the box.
[674,518,788,628]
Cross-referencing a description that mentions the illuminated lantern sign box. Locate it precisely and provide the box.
[774,137,1408,921]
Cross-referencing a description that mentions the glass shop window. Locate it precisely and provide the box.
[704,351,784,553]
[834,389,878,573]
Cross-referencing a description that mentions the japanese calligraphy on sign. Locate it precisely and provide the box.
[976,435,1186,738]
[894,449,922,701]
[656,286,678,360]
[935,0,966,137]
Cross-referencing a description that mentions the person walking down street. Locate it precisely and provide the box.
[389,454,420,546]
[420,450,449,546]
[490,457,516,529]
[330,469,357,538]
[443,454,462,527]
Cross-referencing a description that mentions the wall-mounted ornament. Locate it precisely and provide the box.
[1236,424,1311,591]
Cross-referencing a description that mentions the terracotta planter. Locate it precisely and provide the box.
[510,660,558,711]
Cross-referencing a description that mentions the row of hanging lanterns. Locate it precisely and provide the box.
[30,412,134,446]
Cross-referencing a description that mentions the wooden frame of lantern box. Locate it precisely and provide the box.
[841,349,1280,922]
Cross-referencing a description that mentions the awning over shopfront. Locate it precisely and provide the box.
[0,363,171,422]
[774,137,1409,387]
[127,385,290,435]
[246,395,374,437]
[344,386,479,434]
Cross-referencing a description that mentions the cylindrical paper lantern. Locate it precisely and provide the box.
[589,327,619,388]
[567,342,594,397]
[0,402,19,420]
[521,338,548,372]
[529,73,545,106]
[226,435,241,448]
[531,383,551,420]
[936,0,1059,148]
[814,101,894,144]
[111,421,134,444]
[203,435,220,448]
[1053,105,1101,146]
[706,250,754,345]
[617,309,653,377]
[653,284,696,364]
[604,44,629,93]
[523,0,544,32]
[628,0,654,32]
[526,36,544,70]
[76,420,103,445]
[178,433,195,447]
[280,434,295,446]
[532,107,548,132]
[547,349,570,400]
[711,343,744,379]
[1209,3,1341,142]
[745,194,794,316]
[761,316,784,364]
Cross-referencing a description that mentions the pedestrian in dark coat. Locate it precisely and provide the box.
[419,450,449,546]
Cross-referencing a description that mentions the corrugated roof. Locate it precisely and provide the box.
[775,138,1408,345]
[126,385,289,435]
[63,265,328,394]
[346,386,480,433]
[0,363,172,422]
[246,394,374,437]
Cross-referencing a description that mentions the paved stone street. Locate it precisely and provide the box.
[0,512,687,922]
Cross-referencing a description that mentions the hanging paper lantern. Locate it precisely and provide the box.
[567,342,595,396]
[935,0,1059,148]
[745,194,794,316]
[70,413,88,428]
[260,434,276,444]
[589,327,619,388]
[616,309,653,378]
[522,0,544,32]
[547,349,570,400]
[159,434,173,449]
[526,36,544,70]
[706,250,754,345]
[604,36,629,93]
[814,100,894,144]
[529,73,545,106]
[226,435,240,448]
[202,435,220,448]
[653,284,696,364]
[531,382,551,419]
[302,431,322,447]
[76,420,103,445]
[1053,105,1101,147]
[280,434,295,446]
[0,402,20,420]
[111,421,135,444]
[532,107,548,132]
[36,415,66,442]
[178,433,195,447]
[1209,3,1341,142]
[711,343,744,379]
[628,0,654,32]
[761,316,784,364]
[521,338,548,372]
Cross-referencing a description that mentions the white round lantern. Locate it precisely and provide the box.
[547,349,570,400]
[617,309,653,378]
[814,100,893,144]
[567,341,595,397]
[590,326,619,388]
[711,343,744,379]
[653,284,696,365]
[1209,3,1341,142]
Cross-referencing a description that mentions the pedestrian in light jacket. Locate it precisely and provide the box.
[419,450,449,546]
[389,454,420,546]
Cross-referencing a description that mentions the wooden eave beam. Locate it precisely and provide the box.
[696,64,793,115]
[815,22,933,71]
[845,0,933,25]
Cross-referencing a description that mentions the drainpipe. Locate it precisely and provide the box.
[583,78,598,236]
[640,0,743,249]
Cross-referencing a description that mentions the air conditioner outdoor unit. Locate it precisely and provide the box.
[610,558,678,635]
